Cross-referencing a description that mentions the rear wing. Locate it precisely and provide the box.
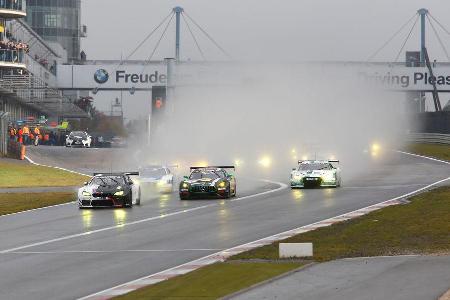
[298,160,339,164]
[190,166,235,171]
[93,172,140,176]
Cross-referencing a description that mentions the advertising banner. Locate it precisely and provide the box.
[57,64,167,90]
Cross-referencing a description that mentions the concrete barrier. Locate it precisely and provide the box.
[279,243,313,258]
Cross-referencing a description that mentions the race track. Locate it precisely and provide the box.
[0,147,448,300]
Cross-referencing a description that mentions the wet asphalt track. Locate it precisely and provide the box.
[0,147,448,300]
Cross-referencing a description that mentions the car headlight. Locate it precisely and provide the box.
[82,191,91,197]
[322,172,336,181]
[218,182,226,188]
[114,191,124,196]
[116,186,122,190]
[292,173,303,179]
[181,182,189,189]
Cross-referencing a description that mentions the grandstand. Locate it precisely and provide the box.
[0,0,87,156]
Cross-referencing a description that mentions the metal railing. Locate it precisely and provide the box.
[408,133,450,145]
[0,49,25,64]
[0,73,88,118]
[0,0,25,12]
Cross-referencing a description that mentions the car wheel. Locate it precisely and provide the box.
[136,188,141,205]
[224,187,231,199]
[123,195,133,208]
[180,195,189,200]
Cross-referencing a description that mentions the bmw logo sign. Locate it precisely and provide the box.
[94,69,109,84]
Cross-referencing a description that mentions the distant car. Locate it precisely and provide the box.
[66,131,92,148]
[290,160,341,188]
[179,166,236,200]
[78,172,141,208]
[138,165,175,194]
[110,136,127,148]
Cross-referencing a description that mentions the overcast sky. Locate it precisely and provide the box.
[79,0,450,119]
[81,0,450,62]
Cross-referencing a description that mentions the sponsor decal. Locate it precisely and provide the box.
[358,71,450,88]
[94,69,109,84]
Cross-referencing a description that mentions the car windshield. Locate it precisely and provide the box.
[141,168,166,178]
[70,131,87,138]
[91,176,125,186]
[298,163,332,171]
[190,171,220,180]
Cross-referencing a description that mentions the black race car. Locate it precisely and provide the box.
[78,172,141,208]
[179,166,236,200]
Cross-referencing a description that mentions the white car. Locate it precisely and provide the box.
[290,160,341,188]
[138,166,175,194]
[66,131,92,148]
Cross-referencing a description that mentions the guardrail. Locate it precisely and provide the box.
[0,49,25,64]
[0,0,25,11]
[408,133,450,145]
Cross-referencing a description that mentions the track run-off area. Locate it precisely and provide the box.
[0,147,449,300]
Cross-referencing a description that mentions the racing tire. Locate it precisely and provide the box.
[136,188,141,205]
[123,195,133,208]
[224,187,232,199]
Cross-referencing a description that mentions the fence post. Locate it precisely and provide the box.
[0,112,10,156]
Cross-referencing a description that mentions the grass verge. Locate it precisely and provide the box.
[0,192,75,215]
[406,143,450,161]
[115,261,305,300]
[231,186,450,262]
[0,160,87,188]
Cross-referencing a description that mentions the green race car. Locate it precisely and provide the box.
[179,166,236,200]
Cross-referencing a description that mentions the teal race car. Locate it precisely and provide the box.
[179,166,236,200]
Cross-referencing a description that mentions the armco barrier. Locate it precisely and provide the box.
[408,133,450,145]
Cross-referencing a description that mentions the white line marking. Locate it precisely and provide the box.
[231,181,287,202]
[396,150,450,165]
[0,181,287,254]
[24,155,91,177]
[3,249,222,254]
[0,201,76,219]
[78,151,450,300]
[0,205,214,254]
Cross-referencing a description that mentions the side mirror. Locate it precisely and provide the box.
[83,182,88,186]
[129,181,134,185]
[183,176,189,180]
[292,168,296,171]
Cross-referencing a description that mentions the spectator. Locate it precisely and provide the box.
[43,132,49,145]
[49,131,56,146]
[34,126,41,146]
[22,124,29,145]
[17,126,23,144]
[9,125,16,141]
